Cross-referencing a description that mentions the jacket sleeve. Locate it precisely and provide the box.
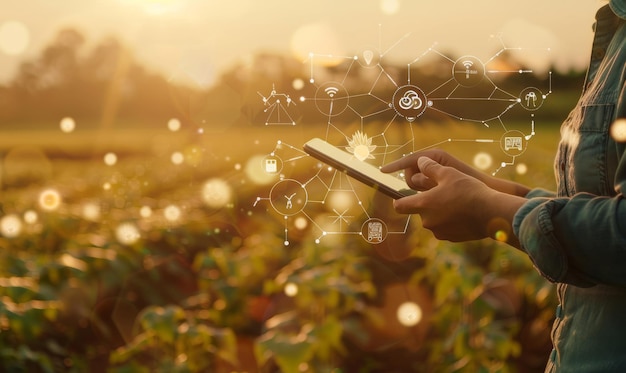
[512,77,626,288]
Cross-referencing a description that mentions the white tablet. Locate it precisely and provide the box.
[303,138,416,199]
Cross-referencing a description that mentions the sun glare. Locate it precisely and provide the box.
[120,0,184,15]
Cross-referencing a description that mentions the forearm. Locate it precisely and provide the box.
[481,190,529,249]
[479,175,531,198]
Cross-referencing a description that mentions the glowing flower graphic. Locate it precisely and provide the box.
[346,131,376,161]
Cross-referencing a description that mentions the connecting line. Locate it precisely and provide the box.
[341,58,358,85]
[428,77,455,96]
[271,141,310,163]
[253,196,269,207]
[413,138,495,152]
[279,30,553,245]
[426,106,499,126]
[381,31,412,58]
[387,216,413,235]
[525,118,536,140]
[306,53,355,83]
[488,86,519,100]
[407,43,440,83]
[547,71,553,96]
[492,157,516,176]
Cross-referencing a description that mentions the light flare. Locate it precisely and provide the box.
[164,204,182,222]
[115,222,141,245]
[0,21,29,56]
[139,206,152,218]
[473,152,493,171]
[39,189,62,211]
[171,152,184,165]
[104,152,118,166]
[201,178,232,209]
[610,119,626,142]
[284,282,299,297]
[82,203,101,222]
[397,301,423,327]
[0,214,22,238]
[167,118,181,132]
[23,210,38,224]
[59,117,76,133]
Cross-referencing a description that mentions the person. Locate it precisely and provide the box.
[381,1,626,371]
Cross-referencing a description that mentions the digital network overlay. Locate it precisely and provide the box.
[254,32,552,246]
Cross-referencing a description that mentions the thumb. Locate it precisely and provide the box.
[417,156,443,178]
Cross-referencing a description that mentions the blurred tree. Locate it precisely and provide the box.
[2,28,181,130]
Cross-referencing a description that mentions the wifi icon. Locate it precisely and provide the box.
[324,86,339,98]
[462,60,474,79]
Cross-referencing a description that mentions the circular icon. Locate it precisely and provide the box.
[315,82,349,116]
[519,87,545,111]
[357,48,381,68]
[262,154,283,175]
[452,55,485,87]
[500,130,528,157]
[361,218,388,244]
[269,179,308,216]
[392,85,428,122]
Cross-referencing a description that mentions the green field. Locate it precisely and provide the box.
[0,121,561,372]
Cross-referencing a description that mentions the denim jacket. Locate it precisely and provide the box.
[512,1,626,371]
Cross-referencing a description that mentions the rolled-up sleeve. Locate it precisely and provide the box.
[512,57,626,288]
[513,192,626,288]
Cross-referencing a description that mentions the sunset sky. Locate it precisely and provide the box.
[0,0,607,86]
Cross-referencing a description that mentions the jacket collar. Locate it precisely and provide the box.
[610,0,626,20]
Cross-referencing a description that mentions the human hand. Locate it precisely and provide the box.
[381,149,530,197]
[389,156,527,245]
[381,149,486,191]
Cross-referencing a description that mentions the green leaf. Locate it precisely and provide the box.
[256,330,315,373]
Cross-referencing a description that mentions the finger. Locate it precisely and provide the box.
[416,157,444,179]
[410,173,437,190]
[392,193,425,215]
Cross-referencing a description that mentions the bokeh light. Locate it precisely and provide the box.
[327,190,353,212]
[171,151,184,165]
[167,118,181,132]
[380,0,401,15]
[82,203,101,222]
[244,154,278,185]
[104,152,118,166]
[495,230,508,242]
[115,222,141,245]
[201,178,232,209]
[0,214,23,238]
[294,216,308,230]
[139,206,152,218]
[284,282,299,297]
[164,204,182,222]
[39,189,62,211]
[473,152,493,171]
[515,163,528,175]
[396,301,423,327]
[610,119,626,142]
[59,117,76,133]
[292,78,305,90]
[23,210,38,224]
[0,21,29,56]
